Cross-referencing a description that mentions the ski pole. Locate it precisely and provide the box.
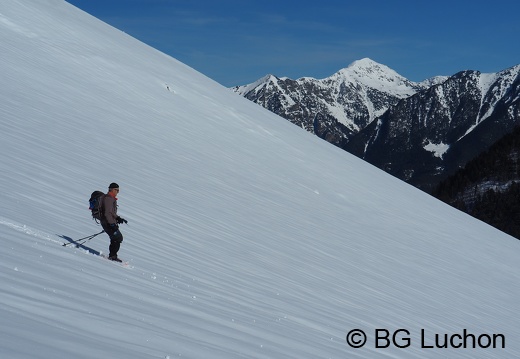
[62,230,105,247]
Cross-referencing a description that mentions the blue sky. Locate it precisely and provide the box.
[66,0,520,87]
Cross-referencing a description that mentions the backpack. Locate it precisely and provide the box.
[89,191,105,222]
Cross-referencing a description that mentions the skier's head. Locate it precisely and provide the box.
[108,182,119,195]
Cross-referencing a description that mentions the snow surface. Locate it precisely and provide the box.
[424,141,450,159]
[1,1,520,358]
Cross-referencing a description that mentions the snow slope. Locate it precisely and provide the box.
[1,1,520,358]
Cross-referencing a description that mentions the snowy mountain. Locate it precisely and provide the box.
[2,1,520,359]
[234,59,520,192]
[232,58,446,147]
[346,66,520,190]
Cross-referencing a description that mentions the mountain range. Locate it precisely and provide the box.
[232,58,446,148]
[233,59,520,191]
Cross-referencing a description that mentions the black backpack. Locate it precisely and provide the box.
[89,191,105,222]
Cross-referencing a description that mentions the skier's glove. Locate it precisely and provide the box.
[116,216,128,224]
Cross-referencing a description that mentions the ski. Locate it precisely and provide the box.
[100,254,130,267]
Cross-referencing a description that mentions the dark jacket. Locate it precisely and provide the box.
[102,193,118,225]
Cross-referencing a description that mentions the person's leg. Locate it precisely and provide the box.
[108,229,123,259]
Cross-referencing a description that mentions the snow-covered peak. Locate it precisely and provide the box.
[231,74,279,95]
[483,64,520,95]
[479,72,500,96]
[419,75,449,88]
[475,64,520,123]
[326,58,419,96]
[343,58,400,79]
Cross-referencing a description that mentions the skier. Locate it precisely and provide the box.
[100,182,127,262]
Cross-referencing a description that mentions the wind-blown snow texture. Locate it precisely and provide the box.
[1,1,520,358]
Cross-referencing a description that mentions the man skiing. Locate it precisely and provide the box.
[100,182,127,262]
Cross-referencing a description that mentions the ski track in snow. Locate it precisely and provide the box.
[0,216,62,244]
